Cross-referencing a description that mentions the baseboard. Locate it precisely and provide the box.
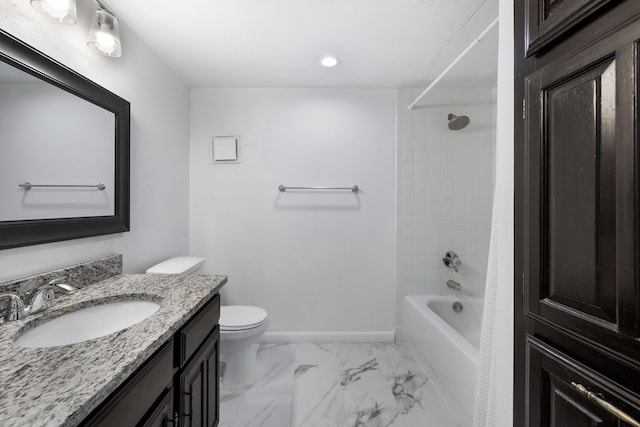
[395,326,405,344]
[260,331,395,343]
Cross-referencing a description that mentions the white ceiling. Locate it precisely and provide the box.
[105,0,498,89]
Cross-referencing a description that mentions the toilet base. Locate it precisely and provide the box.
[220,344,258,390]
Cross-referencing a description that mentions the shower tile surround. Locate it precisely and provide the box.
[396,88,496,338]
[220,342,460,427]
[0,256,226,426]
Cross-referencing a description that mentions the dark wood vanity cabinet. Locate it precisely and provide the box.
[141,390,174,427]
[515,1,640,425]
[177,296,220,427]
[81,294,220,427]
[179,330,219,427]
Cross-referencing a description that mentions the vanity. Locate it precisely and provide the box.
[81,282,222,427]
[0,258,226,426]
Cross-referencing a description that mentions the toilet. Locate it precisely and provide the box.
[145,256,269,389]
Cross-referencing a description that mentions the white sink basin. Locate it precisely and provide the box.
[14,300,161,348]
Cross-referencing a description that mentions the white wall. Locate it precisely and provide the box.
[396,88,496,332]
[0,1,190,281]
[189,88,396,338]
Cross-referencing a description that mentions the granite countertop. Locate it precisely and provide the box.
[0,273,227,426]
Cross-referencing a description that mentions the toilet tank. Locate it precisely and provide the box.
[145,257,205,275]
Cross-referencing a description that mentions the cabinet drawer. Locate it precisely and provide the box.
[526,336,640,426]
[178,294,220,366]
[81,341,174,427]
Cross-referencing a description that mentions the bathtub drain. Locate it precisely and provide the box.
[452,301,463,313]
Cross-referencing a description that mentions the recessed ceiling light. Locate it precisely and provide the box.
[320,56,339,68]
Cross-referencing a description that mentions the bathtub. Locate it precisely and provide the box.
[403,295,483,427]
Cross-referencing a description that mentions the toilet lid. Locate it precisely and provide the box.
[220,305,268,331]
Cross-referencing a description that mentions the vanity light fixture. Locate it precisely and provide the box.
[320,56,339,67]
[30,0,78,24]
[87,7,122,57]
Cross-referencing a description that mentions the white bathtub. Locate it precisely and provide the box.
[403,294,483,427]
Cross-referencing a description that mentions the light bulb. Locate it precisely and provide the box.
[320,56,339,67]
[31,0,77,24]
[42,0,68,18]
[95,31,116,54]
[87,9,122,57]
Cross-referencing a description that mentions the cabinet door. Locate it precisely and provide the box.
[516,0,640,425]
[179,328,219,427]
[523,25,640,349]
[526,337,640,426]
[142,389,175,427]
[80,341,174,427]
[525,0,614,55]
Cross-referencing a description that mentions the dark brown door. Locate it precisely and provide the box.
[515,1,640,425]
[524,0,614,55]
[179,329,219,427]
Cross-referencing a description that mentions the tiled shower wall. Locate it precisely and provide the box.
[396,88,496,335]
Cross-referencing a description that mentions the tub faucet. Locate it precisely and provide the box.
[442,251,461,273]
[446,279,461,291]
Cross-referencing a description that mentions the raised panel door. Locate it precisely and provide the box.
[524,30,640,346]
[179,329,219,427]
[525,0,614,55]
[141,390,174,427]
[516,1,640,425]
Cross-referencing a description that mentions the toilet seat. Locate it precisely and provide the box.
[220,305,268,331]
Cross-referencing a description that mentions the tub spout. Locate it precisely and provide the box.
[446,279,461,291]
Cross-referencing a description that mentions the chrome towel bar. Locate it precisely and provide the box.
[19,182,106,190]
[278,185,359,193]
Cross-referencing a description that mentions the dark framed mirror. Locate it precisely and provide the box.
[0,29,130,250]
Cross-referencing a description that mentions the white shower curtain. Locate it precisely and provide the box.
[473,1,514,426]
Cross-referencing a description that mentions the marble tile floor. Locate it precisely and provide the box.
[219,342,461,427]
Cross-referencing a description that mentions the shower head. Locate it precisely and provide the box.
[447,113,470,131]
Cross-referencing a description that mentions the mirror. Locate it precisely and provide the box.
[0,29,130,250]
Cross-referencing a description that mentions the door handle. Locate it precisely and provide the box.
[571,382,640,427]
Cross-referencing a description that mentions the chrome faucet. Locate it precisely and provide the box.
[442,251,461,273]
[25,277,77,313]
[0,277,77,322]
[0,293,28,321]
[446,279,461,291]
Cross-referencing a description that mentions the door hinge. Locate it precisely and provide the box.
[522,98,526,119]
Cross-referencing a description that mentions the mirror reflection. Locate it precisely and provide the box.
[0,60,115,222]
